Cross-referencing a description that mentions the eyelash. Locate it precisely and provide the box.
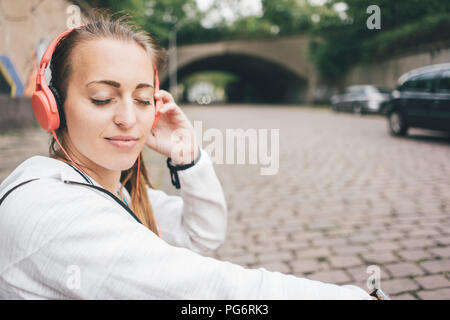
[91,99,152,106]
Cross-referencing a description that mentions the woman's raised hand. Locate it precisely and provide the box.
[145,90,199,165]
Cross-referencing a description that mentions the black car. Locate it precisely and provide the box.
[385,63,450,136]
[330,85,391,115]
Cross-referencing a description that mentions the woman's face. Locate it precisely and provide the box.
[63,38,156,172]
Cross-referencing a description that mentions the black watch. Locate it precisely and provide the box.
[166,147,201,189]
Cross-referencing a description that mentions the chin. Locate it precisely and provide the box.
[102,153,138,171]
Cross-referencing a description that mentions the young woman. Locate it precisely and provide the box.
[0,13,372,300]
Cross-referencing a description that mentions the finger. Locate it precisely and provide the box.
[158,102,178,114]
[155,89,174,104]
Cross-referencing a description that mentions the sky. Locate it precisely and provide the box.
[195,0,263,28]
[194,0,346,28]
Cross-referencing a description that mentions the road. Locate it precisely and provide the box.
[1,105,449,299]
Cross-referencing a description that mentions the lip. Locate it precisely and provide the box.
[105,136,138,149]
[106,135,139,141]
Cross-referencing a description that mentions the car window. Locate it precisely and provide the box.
[347,86,364,94]
[401,71,438,92]
[375,87,391,94]
[436,70,450,93]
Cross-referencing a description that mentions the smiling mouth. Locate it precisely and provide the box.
[104,138,138,149]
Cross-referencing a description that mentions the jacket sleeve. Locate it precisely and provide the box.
[147,148,228,253]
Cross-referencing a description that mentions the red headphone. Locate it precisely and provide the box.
[32,25,163,198]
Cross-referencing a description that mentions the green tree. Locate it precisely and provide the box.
[309,0,450,77]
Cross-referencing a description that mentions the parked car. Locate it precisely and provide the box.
[330,85,391,115]
[385,63,450,136]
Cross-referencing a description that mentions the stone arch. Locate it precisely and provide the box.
[162,53,309,103]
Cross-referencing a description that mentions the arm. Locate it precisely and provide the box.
[0,180,370,300]
[148,148,228,254]
[17,203,370,299]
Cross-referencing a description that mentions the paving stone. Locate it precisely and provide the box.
[312,237,348,247]
[328,255,364,268]
[391,293,418,300]
[291,258,325,274]
[361,252,399,264]
[397,249,433,262]
[369,241,401,252]
[348,233,378,244]
[415,275,450,290]
[420,259,450,273]
[276,241,309,252]
[417,288,450,300]
[434,236,450,246]
[332,245,368,255]
[407,228,441,237]
[384,262,425,277]
[307,270,352,285]
[381,278,420,295]
[244,243,280,255]
[346,265,391,282]
[400,238,437,249]
[294,247,331,259]
[428,246,450,258]
[257,251,294,263]
[375,231,404,241]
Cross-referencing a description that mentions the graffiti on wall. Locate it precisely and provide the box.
[0,55,24,97]
[23,38,50,97]
[0,37,50,98]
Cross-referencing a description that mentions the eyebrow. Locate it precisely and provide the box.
[86,80,153,89]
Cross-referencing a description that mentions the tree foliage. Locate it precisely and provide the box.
[309,0,450,76]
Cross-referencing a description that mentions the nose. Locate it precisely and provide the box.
[113,97,137,128]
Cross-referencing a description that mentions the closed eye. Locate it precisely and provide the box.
[91,98,112,105]
[136,99,151,105]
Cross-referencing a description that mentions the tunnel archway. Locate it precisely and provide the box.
[161,54,308,104]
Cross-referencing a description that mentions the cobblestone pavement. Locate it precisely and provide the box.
[1,105,449,299]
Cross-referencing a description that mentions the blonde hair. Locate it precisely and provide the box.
[48,10,166,235]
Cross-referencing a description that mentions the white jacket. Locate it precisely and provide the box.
[0,148,371,299]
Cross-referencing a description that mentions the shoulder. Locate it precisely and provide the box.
[0,175,136,254]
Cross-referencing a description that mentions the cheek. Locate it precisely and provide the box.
[65,102,109,149]
[139,107,155,138]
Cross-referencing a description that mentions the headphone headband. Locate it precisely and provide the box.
[39,27,76,69]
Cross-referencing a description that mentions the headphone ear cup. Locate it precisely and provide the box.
[32,90,57,131]
[48,84,66,128]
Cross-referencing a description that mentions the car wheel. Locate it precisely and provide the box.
[353,104,363,115]
[388,110,408,136]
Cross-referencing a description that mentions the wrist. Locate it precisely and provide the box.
[166,146,202,189]
[170,145,200,166]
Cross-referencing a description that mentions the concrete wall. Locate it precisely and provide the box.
[343,46,450,90]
